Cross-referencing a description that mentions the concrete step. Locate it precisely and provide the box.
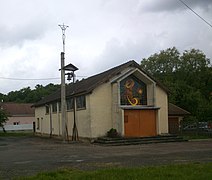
[93,135,187,146]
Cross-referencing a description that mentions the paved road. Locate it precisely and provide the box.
[0,136,212,179]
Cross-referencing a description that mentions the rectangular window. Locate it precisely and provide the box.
[45,105,49,114]
[52,102,57,113]
[58,102,61,112]
[76,95,86,109]
[67,98,74,110]
[37,118,40,130]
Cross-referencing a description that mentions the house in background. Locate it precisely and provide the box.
[168,103,190,134]
[34,60,172,139]
[0,102,35,131]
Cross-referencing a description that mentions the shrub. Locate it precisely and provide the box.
[107,128,119,138]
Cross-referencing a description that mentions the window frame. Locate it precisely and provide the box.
[45,105,50,114]
[52,102,57,113]
[66,98,74,111]
[76,95,86,110]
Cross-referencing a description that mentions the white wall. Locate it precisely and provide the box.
[35,97,92,138]
[0,124,33,131]
[66,96,91,138]
[155,86,169,134]
[90,82,112,137]
[111,82,124,135]
[35,106,49,134]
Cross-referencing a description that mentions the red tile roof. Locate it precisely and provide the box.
[0,102,35,116]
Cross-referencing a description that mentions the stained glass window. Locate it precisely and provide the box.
[120,75,147,106]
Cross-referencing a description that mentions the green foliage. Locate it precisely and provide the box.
[0,108,8,132]
[141,47,181,75]
[141,47,212,123]
[1,83,60,103]
[16,163,212,180]
[107,128,119,138]
[0,93,5,101]
[182,133,212,140]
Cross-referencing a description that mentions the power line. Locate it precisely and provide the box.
[0,77,60,81]
[0,75,87,81]
[178,0,212,29]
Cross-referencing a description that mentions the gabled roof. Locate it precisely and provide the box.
[0,102,35,116]
[168,103,190,116]
[34,60,169,107]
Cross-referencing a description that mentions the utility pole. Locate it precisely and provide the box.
[59,24,69,142]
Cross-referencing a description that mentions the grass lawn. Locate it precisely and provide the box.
[16,163,212,180]
[181,133,212,140]
[0,131,33,137]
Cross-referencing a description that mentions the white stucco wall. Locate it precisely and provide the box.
[35,106,43,133]
[0,124,33,131]
[155,86,168,134]
[147,83,155,106]
[89,82,112,138]
[111,82,124,135]
[66,96,91,138]
[35,99,91,138]
[51,112,60,135]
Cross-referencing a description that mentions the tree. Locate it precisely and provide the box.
[2,83,60,103]
[0,108,8,133]
[0,93,4,101]
[141,47,180,74]
[140,47,212,123]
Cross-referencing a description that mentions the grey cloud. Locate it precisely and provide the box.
[0,0,211,93]
[0,22,48,47]
[140,0,212,13]
[92,36,162,74]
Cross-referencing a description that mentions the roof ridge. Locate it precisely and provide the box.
[84,60,137,80]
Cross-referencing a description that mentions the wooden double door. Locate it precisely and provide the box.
[124,110,157,137]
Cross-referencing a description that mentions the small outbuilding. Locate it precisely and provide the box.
[34,60,171,139]
[168,103,190,134]
[0,102,35,131]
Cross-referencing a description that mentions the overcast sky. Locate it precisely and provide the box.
[0,0,212,94]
